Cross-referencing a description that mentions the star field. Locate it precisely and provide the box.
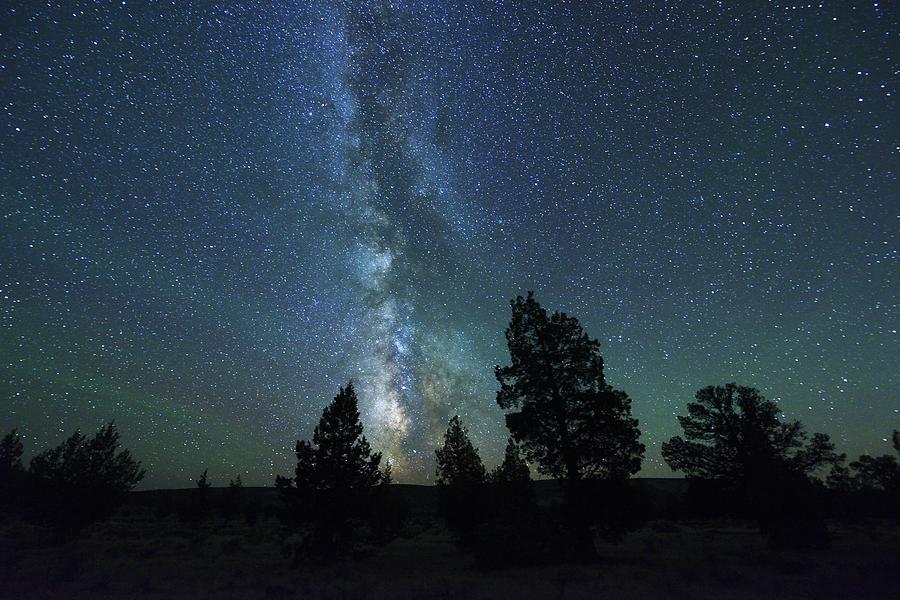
[1,1,897,487]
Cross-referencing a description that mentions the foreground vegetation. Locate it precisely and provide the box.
[1,487,897,599]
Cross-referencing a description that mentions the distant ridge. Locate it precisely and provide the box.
[128,478,692,516]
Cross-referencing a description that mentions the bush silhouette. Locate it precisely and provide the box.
[468,506,570,568]
[27,422,144,538]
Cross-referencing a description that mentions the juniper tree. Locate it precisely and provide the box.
[223,474,243,521]
[662,383,841,547]
[28,422,144,497]
[195,469,211,489]
[495,292,644,482]
[848,454,900,491]
[488,437,534,520]
[490,437,531,484]
[183,468,212,523]
[291,382,385,492]
[661,383,839,483]
[844,433,900,492]
[28,422,144,536]
[0,429,25,511]
[435,415,487,539]
[0,429,24,476]
[277,382,389,559]
[435,416,487,487]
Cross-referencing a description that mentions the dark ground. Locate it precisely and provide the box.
[1,482,897,599]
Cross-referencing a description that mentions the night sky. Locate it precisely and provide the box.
[1,1,896,488]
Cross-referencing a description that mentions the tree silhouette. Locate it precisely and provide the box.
[381,461,393,486]
[839,432,900,493]
[27,422,144,537]
[195,469,211,489]
[487,437,534,525]
[661,383,839,482]
[180,468,212,524]
[277,382,389,560]
[291,382,385,492]
[490,437,531,484]
[435,416,487,541]
[848,454,900,491]
[833,430,900,517]
[495,292,644,482]
[29,422,144,495]
[826,459,854,492]
[662,383,840,548]
[472,437,550,568]
[1,429,25,513]
[435,416,487,487]
[0,429,24,475]
[224,474,243,521]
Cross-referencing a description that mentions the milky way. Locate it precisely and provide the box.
[312,2,497,470]
[1,1,896,487]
